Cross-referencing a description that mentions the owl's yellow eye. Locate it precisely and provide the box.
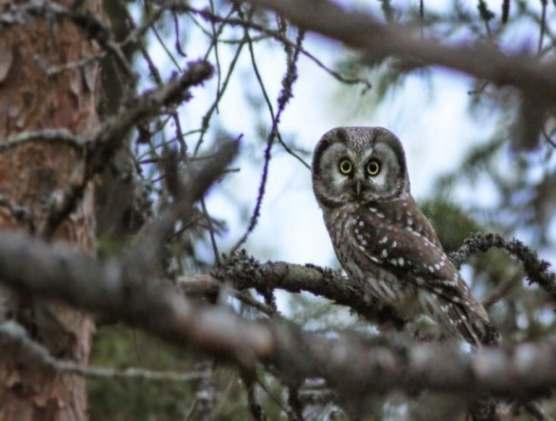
[366,159,381,176]
[338,158,353,175]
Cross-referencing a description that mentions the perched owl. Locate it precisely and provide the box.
[312,127,497,346]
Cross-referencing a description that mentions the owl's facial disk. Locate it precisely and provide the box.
[313,130,408,205]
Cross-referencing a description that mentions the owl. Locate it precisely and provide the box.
[312,127,497,346]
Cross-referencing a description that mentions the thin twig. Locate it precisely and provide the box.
[232,28,304,252]
[194,34,247,155]
[502,0,510,24]
[240,7,311,169]
[201,199,221,265]
[171,4,371,90]
[244,0,556,102]
[41,60,214,238]
[538,0,548,55]
[0,321,208,382]
[0,129,86,153]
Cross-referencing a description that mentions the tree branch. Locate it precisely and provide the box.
[0,321,208,383]
[42,59,214,238]
[0,129,86,153]
[449,232,556,302]
[0,231,555,400]
[244,0,556,102]
[181,251,406,327]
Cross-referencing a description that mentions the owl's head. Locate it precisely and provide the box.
[312,127,410,207]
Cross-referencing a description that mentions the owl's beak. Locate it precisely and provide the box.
[354,180,362,198]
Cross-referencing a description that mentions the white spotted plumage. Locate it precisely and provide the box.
[312,127,498,346]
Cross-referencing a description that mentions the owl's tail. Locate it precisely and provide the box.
[444,300,500,347]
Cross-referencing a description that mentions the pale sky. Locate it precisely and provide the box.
[141,0,555,306]
[183,37,500,266]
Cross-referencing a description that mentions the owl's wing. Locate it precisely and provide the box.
[349,203,492,344]
[350,202,458,287]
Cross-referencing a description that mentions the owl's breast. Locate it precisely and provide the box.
[322,205,418,313]
[322,206,354,265]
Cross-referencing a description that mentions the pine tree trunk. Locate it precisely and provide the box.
[0,1,101,419]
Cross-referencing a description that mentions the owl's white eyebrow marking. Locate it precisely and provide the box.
[372,165,387,188]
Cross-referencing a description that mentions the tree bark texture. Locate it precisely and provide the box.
[0,1,100,419]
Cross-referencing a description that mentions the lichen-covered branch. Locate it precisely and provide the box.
[450,232,556,301]
[181,251,406,327]
[184,230,556,326]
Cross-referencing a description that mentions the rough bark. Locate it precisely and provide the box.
[0,0,100,419]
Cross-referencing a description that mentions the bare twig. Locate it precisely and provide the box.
[0,321,208,382]
[482,276,519,309]
[166,4,372,90]
[244,0,556,102]
[205,251,405,326]
[42,60,214,238]
[240,7,311,169]
[125,4,188,159]
[502,0,510,24]
[232,28,304,252]
[194,35,246,155]
[538,0,548,54]
[0,129,86,153]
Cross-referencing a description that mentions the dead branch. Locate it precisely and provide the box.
[185,229,556,326]
[181,251,406,327]
[0,227,556,399]
[0,129,86,152]
[42,59,214,237]
[0,321,208,383]
[244,0,556,102]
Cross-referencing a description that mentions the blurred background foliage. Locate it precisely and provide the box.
[89,0,556,419]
